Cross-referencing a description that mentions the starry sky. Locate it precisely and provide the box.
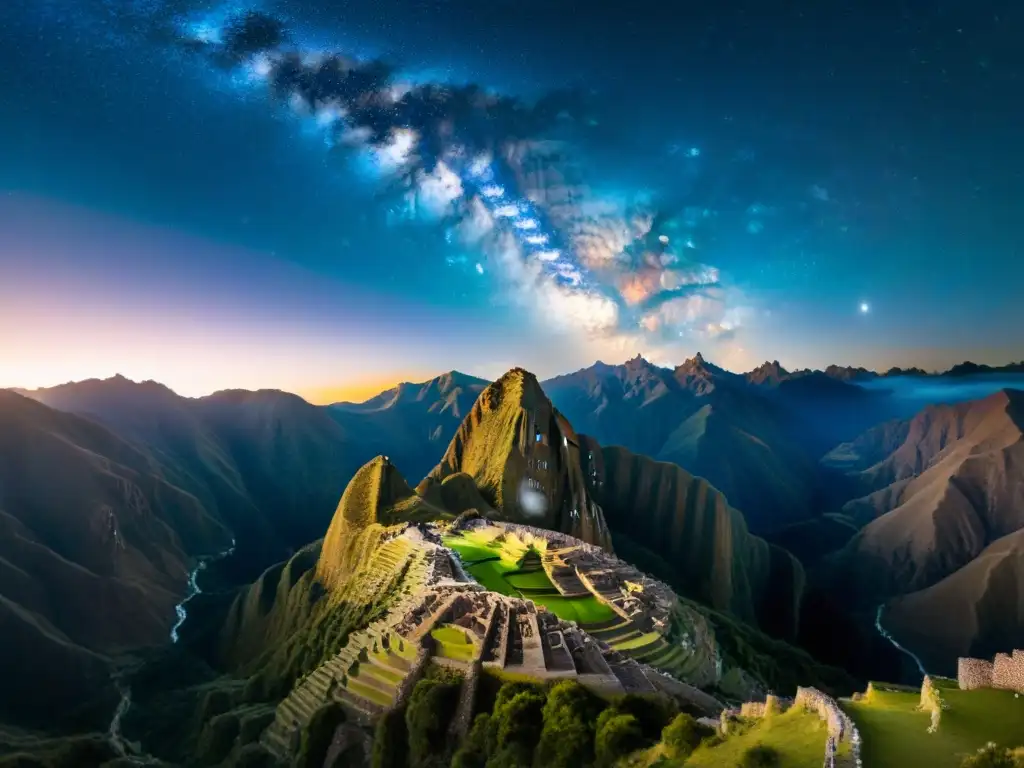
[1,0,1021,402]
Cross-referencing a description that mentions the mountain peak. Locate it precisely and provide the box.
[673,352,724,394]
[318,455,415,589]
[428,367,612,547]
[746,359,790,386]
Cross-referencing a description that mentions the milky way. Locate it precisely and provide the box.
[173,8,740,350]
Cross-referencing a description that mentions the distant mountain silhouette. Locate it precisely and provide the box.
[329,370,489,483]
[17,376,367,575]
[542,354,889,530]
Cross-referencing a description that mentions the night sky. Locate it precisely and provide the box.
[1,0,1021,401]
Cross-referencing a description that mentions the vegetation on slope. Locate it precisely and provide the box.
[581,442,805,640]
[428,368,613,548]
[120,458,446,765]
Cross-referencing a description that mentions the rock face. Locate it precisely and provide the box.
[825,389,1024,674]
[428,368,613,549]
[580,439,805,637]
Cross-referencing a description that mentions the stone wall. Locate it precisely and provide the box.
[739,694,786,720]
[958,657,995,690]
[447,661,480,746]
[958,650,1024,693]
[391,645,432,711]
[993,651,1024,693]
[794,687,861,768]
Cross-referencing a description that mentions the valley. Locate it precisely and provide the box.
[1,359,1022,767]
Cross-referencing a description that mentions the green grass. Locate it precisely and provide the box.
[682,706,842,768]
[612,631,664,652]
[505,570,559,592]
[346,678,395,708]
[361,663,404,686]
[444,532,617,625]
[842,679,1024,768]
[431,624,478,662]
[528,593,617,624]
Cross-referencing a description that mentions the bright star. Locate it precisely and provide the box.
[859,302,870,314]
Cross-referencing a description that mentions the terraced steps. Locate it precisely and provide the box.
[260,538,437,762]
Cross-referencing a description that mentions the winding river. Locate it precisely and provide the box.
[874,602,928,680]
[107,538,237,761]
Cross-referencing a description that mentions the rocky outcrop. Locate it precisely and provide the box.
[428,369,613,549]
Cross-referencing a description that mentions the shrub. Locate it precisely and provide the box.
[451,713,491,768]
[739,744,780,768]
[594,713,645,768]
[960,743,1018,768]
[661,713,710,760]
[533,681,599,768]
[487,689,546,768]
[297,702,346,768]
[372,708,410,768]
[613,694,677,741]
[406,677,461,768]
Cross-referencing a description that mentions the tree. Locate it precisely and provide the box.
[613,694,677,741]
[661,713,710,761]
[960,743,1018,768]
[486,689,546,768]
[739,744,780,768]
[533,681,599,768]
[451,713,491,768]
[406,677,460,768]
[371,708,409,768]
[594,713,645,768]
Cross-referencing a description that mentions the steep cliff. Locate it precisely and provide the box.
[428,368,613,549]
[318,456,443,591]
[579,438,805,637]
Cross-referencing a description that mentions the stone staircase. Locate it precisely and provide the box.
[260,619,422,759]
[259,534,434,761]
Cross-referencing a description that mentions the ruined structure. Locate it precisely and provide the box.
[957,650,1024,693]
[260,520,724,764]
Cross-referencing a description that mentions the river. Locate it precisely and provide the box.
[107,538,237,761]
[874,602,928,680]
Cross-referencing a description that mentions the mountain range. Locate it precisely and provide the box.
[3,353,1024,742]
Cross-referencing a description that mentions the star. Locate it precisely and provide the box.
[859,302,870,314]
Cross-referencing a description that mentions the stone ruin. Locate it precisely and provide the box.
[957,649,1024,693]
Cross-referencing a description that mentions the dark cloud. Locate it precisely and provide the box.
[221,11,288,63]
[184,11,588,178]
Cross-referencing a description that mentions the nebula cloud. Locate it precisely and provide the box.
[177,9,746,352]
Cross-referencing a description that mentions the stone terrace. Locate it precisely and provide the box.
[261,521,725,763]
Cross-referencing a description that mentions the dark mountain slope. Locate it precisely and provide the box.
[15,377,365,576]
[0,390,231,728]
[329,370,489,482]
[580,438,805,638]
